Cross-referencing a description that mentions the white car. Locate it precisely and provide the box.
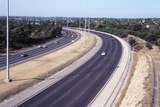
[42,45,47,48]
[37,45,42,48]
[101,51,106,56]
[38,45,47,48]
[20,54,28,57]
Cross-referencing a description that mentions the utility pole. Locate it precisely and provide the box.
[5,0,11,82]
[67,17,69,28]
[54,17,57,25]
[79,18,81,29]
[88,17,90,31]
[85,17,87,32]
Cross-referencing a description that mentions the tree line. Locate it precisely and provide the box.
[94,19,160,48]
[64,18,160,48]
[0,19,62,53]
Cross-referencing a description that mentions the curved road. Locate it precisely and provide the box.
[19,30,122,107]
[0,29,79,69]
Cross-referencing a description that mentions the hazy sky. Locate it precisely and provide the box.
[0,0,160,18]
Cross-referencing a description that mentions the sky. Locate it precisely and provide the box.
[0,0,160,18]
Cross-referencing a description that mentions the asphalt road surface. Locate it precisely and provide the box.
[19,30,122,107]
[0,29,79,69]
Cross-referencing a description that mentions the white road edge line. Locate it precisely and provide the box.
[0,29,103,107]
[86,29,132,107]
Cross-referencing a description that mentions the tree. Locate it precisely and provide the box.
[157,39,160,48]
[128,37,137,47]
[146,35,157,43]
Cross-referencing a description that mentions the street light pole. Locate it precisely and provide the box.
[88,17,90,31]
[6,0,11,82]
[67,17,69,28]
[54,17,57,25]
[79,18,81,29]
[85,17,87,32]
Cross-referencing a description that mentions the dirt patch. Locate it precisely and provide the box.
[115,53,138,107]
[142,54,153,107]
[112,33,160,107]
[0,30,97,102]
[156,61,160,106]
[119,52,153,107]
[148,49,160,106]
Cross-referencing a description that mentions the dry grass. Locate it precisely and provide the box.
[119,52,153,107]
[142,54,153,107]
[156,62,160,106]
[0,30,96,102]
[148,48,160,106]
[121,35,159,107]
[115,53,138,107]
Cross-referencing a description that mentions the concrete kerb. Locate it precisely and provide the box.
[0,30,103,107]
[112,50,134,107]
[87,30,132,107]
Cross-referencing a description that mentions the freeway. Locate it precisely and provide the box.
[0,29,79,69]
[19,30,122,107]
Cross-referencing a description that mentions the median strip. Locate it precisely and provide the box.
[0,29,97,103]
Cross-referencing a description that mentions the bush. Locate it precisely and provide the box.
[146,35,158,44]
[146,42,153,49]
[128,37,136,47]
[121,32,128,38]
[156,38,160,47]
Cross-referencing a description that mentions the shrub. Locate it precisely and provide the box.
[157,38,160,46]
[146,42,153,49]
[128,37,136,47]
[121,32,128,38]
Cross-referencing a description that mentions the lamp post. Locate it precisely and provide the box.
[88,17,90,31]
[5,0,11,82]
[79,18,81,29]
[84,17,87,32]
[54,17,57,25]
[67,17,69,28]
